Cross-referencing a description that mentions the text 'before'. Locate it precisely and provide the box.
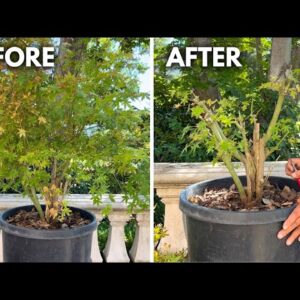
[0,47,55,67]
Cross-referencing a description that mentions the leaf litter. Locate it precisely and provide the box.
[188,181,299,211]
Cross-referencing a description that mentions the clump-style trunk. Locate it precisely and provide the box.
[43,157,71,223]
[242,122,265,205]
[27,157,71,223]
[243,80,287,206]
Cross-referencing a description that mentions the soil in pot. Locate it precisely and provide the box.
[7,207,91,229]
[188,180,299,211]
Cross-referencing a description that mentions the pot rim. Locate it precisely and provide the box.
[0,205,97,239]
[179,176,297,225]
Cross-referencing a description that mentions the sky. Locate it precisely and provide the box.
[53,38,150,110]
[132,51,150,110]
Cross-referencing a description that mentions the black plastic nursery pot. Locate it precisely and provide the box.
[0,205,97,262]
[180,176,300,262]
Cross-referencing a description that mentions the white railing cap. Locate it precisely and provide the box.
[0,194,147,211]
[154,161,288,185]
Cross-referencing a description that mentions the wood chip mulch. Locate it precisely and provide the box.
[188,181,299,211]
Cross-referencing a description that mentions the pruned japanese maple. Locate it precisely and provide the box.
[188,70,300,207]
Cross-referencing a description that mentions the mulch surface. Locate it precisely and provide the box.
[7,208,91,229]
[188,181,299,211]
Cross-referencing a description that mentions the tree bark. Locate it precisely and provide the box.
[256,38,264,81]
[292,44,300,69]
[269,38,292,81]
[292,42,300,101]
[191,38,211,47]
[253,123,265,201]
[55,38,86,76]
[190,38,220,100]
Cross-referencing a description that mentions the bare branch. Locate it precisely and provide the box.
[263,81,289,144]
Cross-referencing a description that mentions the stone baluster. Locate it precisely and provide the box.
[129,212,150,262]
[88,211,103,262]
[103,211,130,262]
[155,187,187,252]
[91,218,103,262]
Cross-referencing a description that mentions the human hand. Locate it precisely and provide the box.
[277,199,300,246]
[285,158,300,179]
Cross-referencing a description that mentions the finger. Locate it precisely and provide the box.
[286,226,300,246]
[286,165,293,176]
[282,205,300,230]
[292,158,300,170]
[291,170,300,179]
[278,217,300,239]
[286,161,295,174]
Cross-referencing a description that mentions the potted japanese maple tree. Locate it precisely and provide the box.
[180,63,300,262]
[0,38,149,262]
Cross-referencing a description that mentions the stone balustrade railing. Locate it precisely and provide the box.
[154,161,288,252]
[0,194,150,263]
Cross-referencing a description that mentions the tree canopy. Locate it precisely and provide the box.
[0,38,149,220]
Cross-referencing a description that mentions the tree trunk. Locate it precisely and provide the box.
[190,38,220,100]
[292,44,300,69]
[191,38,211,47]
[269,38,292,81]
[292,42,300,101]
[55,38,86,76]
[256,38,264,81]
[253,123,265,201]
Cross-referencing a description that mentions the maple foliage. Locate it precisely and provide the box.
[0,38,149,221]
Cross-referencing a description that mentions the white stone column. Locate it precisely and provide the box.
[91,227,103,263]
[0,230,3,263]
[103,211,130,262]
[156,187,187,252]
[129,212,150,262]
[89,211,103,262]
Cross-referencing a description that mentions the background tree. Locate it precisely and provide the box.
[154,37,300,163]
